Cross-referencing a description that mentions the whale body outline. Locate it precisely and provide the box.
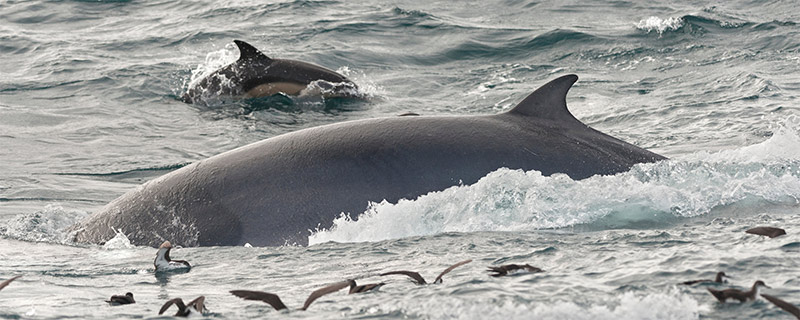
[73,74,666,247]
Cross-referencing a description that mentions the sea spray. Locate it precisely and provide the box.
[310,116,800,245]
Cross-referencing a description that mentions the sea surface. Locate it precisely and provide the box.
[1,0,800,319]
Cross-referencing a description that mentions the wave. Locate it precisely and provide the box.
[635,14,755,37]
[395,289,700,320]
[636,16,685,35]
[309,115,800,245]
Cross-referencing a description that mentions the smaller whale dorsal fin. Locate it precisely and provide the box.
[233,40,271,62]
[508,74,579,123]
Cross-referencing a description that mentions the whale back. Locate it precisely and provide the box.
[78,75,666,247]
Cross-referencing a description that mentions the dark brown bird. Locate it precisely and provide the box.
[0,276,21,292]
[707,280,769,303]
[106,292,135,305]
[380,259,472,285]
[159,296,206,317]
[347,279,385,294]
[746,227,787,238]
[487,264,544,277]
[761,293,800,319]
[231,280,351,311]
[680,271,729,285]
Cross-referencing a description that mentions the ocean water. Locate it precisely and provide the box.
[1,0,800,318]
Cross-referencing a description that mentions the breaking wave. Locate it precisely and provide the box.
[309,115,800,245]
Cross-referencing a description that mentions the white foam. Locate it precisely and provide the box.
[309,116,800,245]
[636,16,684,34]
[335,65,385,99]
[396,290,700,320]
[186,43,239,89]
[102,229,135,250]
[0,204,88,244]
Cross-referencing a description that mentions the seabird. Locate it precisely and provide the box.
[487,264,544,277]
[154,241,191,272]
[707,280,770,303]
[0,275,21,291]
[380,259,472,285]
[106,292,135,305]
[347,279,385,294]
[159,296,206,317]
[680,271,729,285]
[746,227,787,238]
[230,280,351,311]
[761,293,800,319]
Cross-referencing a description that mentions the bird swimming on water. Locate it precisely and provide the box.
[745,226,787,238]
[154,241,191,272]
[106,292,135,305]
[346,279,385,294]
[680,271,729,285]
[230,280,354,311]
[707,280,770,303]
[487,264,544,277]
[159,296,206,317]
[380,259,472,285]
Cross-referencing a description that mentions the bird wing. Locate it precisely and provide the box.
[434,259,473,283]
[159,298,186,315]
[380,270,427,285]
[680,279,708,285]
[171,259,191,268]
[188,296,206,313]
[301,280,350,310]
[761,294,800,319]
[230,290,288,311]
[746,227,786,238]
[352,282,385,294]
[0,275,21,291]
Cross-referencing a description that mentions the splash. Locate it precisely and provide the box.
[309,116,800,245]
[184,43,239,92]
[0,204,88,244]
[182,45,379,106]
[636,16,684,35]
[102,229,136,250]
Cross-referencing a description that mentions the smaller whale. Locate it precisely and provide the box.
[761,293,800,319]
[154,241,191,272]
[231,280,351,311]
[159,296,206,317]
[746,226,786,238]
[106,292,135,305]
[182,40,357,104]
[380,259,472,285]
[487,264,544,277]
[680,271,729,285]
[708,280,769,303]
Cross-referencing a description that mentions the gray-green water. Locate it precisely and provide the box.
[2,0,800,318]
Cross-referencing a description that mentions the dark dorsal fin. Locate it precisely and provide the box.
[233,40,271,62]
[508,74,579,123]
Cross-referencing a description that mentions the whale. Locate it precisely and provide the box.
[70,75,666,247]
[181,40,358,104]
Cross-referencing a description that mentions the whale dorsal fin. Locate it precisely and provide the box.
[233,40,272,62]
[508,74,579,123]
